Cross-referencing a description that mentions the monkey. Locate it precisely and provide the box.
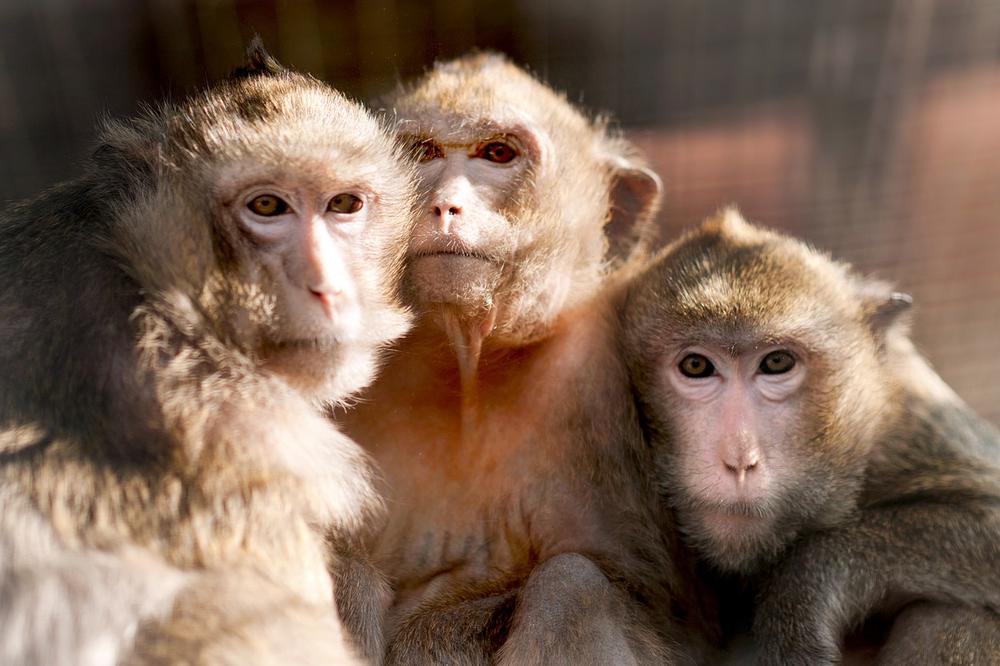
[620,208,1000,665]
[0,44,414,665]
[334,52,699,664]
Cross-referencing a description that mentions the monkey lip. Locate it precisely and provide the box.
[691,498,772,523]
[411,249,500,264]
[263,336,346,355]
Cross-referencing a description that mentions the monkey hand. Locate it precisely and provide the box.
[751,528,880,666]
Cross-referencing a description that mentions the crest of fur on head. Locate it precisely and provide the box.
[622,208,914,570]
[384,51,662,343]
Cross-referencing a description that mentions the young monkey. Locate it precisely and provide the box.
[622,209,1000,665]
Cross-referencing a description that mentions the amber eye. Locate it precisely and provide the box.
[412,139,443,163]
[328,193,364,214]
[679,353,715,379]
[760,350,796,375]
[477,141,518,164]
[247,194,289,217]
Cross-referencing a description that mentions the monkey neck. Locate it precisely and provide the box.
[437,304,497,440]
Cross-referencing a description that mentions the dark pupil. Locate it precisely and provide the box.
[416,141,439,161]
[761,351,794,374]
[330,194,362,214]
[679,354,714,378]
[485,143,515,163]
[249,195,285,216]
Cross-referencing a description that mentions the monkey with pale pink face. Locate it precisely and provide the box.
[340,54,679,664]
[623,209,1000,664]
[0,47,413,665]
[624,210,892,573]
[395,54,659,354]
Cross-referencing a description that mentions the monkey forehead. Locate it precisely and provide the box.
[397,111,548,158]
[166,76,405,179]
[629,211,870,351]
[389,54,594,142]
[208,158,391,200]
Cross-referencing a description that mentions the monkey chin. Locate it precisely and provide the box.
[681,503,790,575]
[404,254,503,315]
[260,338,352,394]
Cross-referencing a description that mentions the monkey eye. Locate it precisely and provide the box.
[247,194,289,217]
[476,141,518,164]
[678,353,715,379]
[412,139,444,163]
[328,193,364,214]
[759,350,796,375]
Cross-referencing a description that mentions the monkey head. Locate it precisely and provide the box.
[623,209,911,573]
[103,48,414,403]
[386,53,661,343]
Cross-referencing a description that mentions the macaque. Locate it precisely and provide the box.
[337,53,689,663]
[0,45,413,665]
[622,208,1000,665]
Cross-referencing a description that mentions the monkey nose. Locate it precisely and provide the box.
[431,203,462,233]
[432,204,462,217]
[723,451,760,485]
[308,284,344,320]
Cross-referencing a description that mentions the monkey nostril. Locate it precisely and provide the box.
[432,204,461,218]
[309,283,343,298]
[724,457,760,476]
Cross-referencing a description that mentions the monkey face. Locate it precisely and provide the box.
[625,209,894,573]
[213,160,410,399]
[234,182,367,349]
[399,124,539,317]
[386,53,649,343]
[652,340,835,572]
[134,75,416,403]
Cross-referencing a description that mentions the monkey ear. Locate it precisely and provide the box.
[863,284,913,335]
[230,36,287,79]
[92,118,161,195]
[605,159,664,264]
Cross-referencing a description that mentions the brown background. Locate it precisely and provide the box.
[2,0,998,424]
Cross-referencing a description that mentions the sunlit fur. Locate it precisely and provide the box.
[0,54,414,664]
[341,53,679,664]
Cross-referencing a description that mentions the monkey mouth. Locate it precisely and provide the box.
[686,497,774,520]
[261,336,345,355]
[410,249,500,264]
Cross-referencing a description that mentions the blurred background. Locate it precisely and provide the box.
[1,0,998,423]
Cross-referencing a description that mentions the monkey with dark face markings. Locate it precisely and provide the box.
[622,208,1000,665]
[337,53,691,664]
[0,46,413,665]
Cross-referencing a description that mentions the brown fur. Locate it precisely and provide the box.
[338,54,689,664]
[0,48,413,665]
[622,209,1000,664]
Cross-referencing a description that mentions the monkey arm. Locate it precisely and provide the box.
[125,569,362,666]
[385,584,517,666]
[330,539,392,665]
[385,553,672,666]
[752,502,1000,666]
[876,601,1000,666]
[498,553,674,666]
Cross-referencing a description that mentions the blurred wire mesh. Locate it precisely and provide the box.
[1,0,998,424]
